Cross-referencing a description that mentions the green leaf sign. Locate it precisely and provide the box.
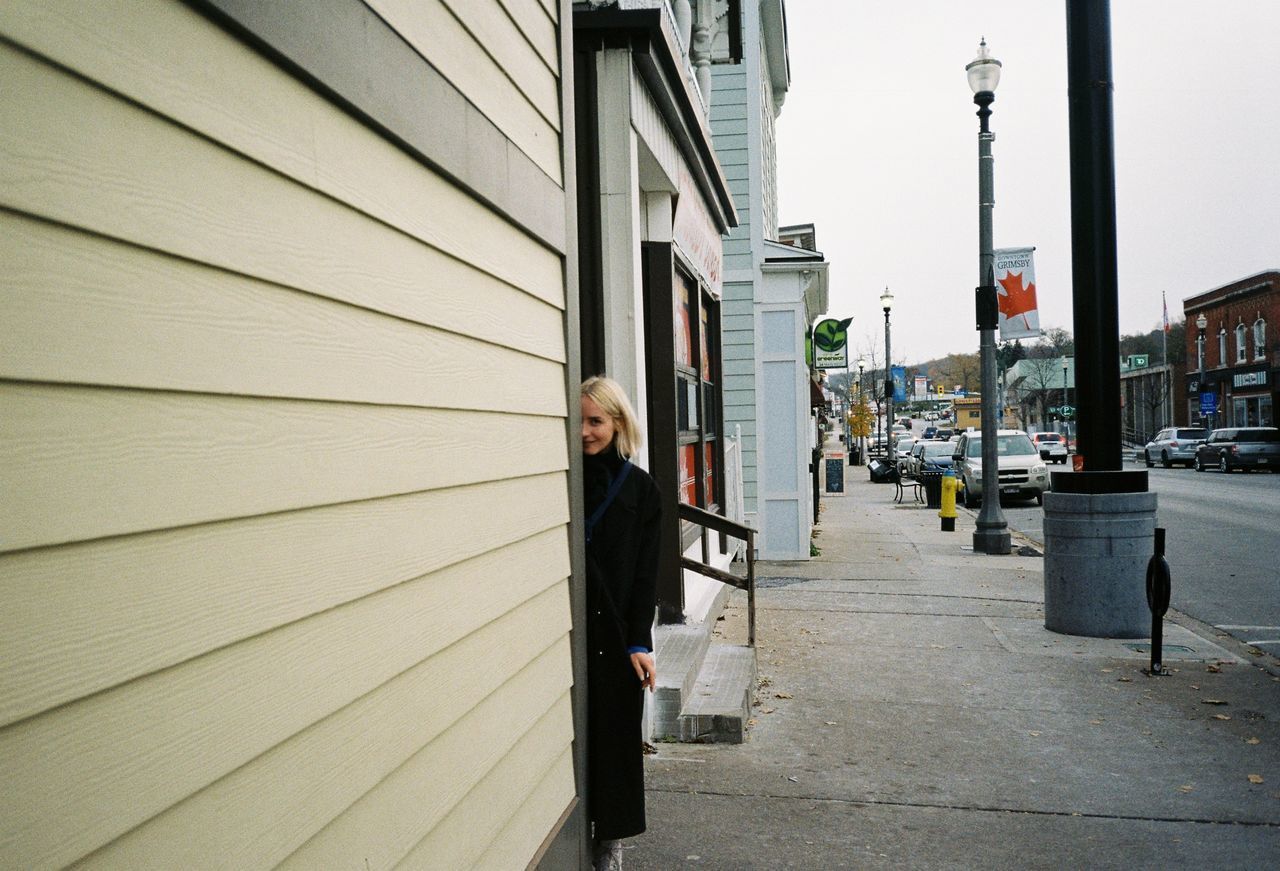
[813,317,853,352]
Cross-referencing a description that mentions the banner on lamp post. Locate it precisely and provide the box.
[994,246,1041,341]
[891,366,907,403]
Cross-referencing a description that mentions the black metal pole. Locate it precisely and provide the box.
[1065,0,1122,471]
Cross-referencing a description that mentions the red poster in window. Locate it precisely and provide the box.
[679,444,696,504]
[674,282,693,368]
[704,441,716,503]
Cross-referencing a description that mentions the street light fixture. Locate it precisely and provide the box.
[966,38,1011,555]
[881,287,894,451]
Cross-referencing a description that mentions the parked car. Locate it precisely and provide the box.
[922,425,938,440]
[933,428,955,441]
[1030,431,1069,464]
[952,429,1049,508]
[894,437,918,473]
[909,440,959,477]
[1143,427,1208,468]
[1193,427,1280,472]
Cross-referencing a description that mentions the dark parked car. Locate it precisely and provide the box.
[1193,427,1280,472]
[922,425,938,440]
[1144,427,1208,468]
[909,440,958,477]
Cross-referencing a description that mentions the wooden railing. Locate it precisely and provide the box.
[676,502,757,647]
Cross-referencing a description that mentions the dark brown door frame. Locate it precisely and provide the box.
[641,241,684,624]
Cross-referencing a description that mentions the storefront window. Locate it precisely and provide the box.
[674,270,721,511]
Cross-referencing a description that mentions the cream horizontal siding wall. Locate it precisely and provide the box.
[0,0,574,868]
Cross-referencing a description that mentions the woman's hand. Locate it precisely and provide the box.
[630,651,656,692]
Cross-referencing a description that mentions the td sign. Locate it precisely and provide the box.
[813,317,853,369]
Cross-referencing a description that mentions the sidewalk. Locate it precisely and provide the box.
[630,438,1280,869]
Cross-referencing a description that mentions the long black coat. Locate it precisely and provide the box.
[583,448,662,841]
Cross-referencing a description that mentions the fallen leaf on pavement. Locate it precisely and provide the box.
[1202,699,1228,706]
[1212,714,1232,721]
[1248,774,1264,784]
[787,775,799,782]
[1246,737,1261,745]
[1190,684,1200,690]
[1117,677,1132,683]
[774,692,793,699]
[1179,785,1194,793]
[747,718,758,726]
[1206,664,1222,673]
[1101,668,1114,673]
[1090,719,1104,725]
[1029,731,1042,737]
[824,721,838,726]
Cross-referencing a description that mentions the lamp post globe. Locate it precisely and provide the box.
[967,38,1010,555]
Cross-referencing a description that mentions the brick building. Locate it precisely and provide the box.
[1183,270,1279,428]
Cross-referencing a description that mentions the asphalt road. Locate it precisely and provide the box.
[1002,456,1280,653]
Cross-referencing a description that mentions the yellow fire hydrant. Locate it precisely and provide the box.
[940,468,958,532]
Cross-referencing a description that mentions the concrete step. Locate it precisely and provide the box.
[677,643,756,744]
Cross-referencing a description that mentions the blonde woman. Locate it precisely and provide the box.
[580,376,662,871]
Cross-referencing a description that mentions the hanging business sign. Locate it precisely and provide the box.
[813,317,852,369]
[994,246,1041,341]
[914,375,929,400]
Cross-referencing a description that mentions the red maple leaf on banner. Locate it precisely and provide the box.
[997,271,1037,325]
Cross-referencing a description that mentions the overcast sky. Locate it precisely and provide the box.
[775,1,1280,367]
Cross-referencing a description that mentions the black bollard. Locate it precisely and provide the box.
[1145,527,1172,676]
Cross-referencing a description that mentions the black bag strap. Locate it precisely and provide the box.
[585,459,633,544]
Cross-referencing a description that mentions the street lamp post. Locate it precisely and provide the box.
[1196,313,1208,426]
[1063,360,1070,443]
[857,355,867,464]
[882,288,894,451]
[966,38,1011,555]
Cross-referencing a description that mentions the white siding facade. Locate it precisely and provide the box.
[1,1,578,867]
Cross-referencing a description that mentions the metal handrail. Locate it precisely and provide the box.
[676,502,757,646]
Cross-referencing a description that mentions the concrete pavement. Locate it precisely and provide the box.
[629,440,1280,869]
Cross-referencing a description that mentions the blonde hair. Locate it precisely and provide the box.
[581,376,643,459]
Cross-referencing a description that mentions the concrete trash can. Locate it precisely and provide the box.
[918,469,943,508]
[1043,491,1156,638]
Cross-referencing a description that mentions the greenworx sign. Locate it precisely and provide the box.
[812,317,853,369]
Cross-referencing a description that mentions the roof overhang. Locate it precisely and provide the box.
[575,6,738,232]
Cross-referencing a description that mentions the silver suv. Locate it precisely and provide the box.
[1143,427,1208,468]
[953,429,1049,508]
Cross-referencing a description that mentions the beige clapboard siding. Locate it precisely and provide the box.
[279,676,572,868]
[76,594,571,869]
[401,717,573,868]
[498,0,559,71]
[0,472,568,727]
[366,0,562,183]
[0,39,564,321]
[0,0,564,304]
[471,749,577,871]
[0,530,570,869]
[0,214,567,408]
[440,0,558,113]
[0,383,568,552]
